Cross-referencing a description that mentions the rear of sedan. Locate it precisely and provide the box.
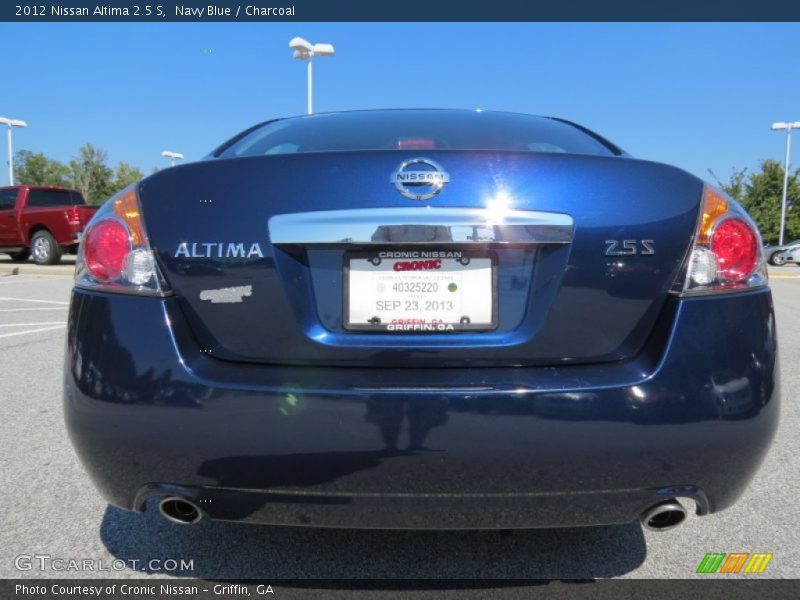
[63,109,778,531]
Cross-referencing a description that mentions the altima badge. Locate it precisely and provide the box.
[390,158,450,201]
[174,242,264,258]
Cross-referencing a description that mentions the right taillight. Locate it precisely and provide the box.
[680,185,767,294]
[710,217,759,281]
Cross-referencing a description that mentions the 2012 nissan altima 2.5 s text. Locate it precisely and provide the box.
[64,109,779,531]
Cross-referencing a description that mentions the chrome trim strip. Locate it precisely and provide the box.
[268,207,574,245]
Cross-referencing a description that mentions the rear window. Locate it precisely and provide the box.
[26,189,86,207]
[216,110,618,159]
[0,189,17,210]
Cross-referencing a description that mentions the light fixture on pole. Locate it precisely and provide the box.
[289,37,335,115]
[0,116,28,186]
[161,150,184,167]
[771,121,800,246]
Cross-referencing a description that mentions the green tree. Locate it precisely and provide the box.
[717,160,800,245]
[69,144,114,205]
[14,150,70,186]
[112,162,144,193]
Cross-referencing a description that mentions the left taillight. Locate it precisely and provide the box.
[75,185,168,296]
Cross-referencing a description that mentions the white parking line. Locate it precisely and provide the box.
[0,324,66,339]
[0,277,72,285]
[0,322,67,327]
[0,296,70,305]
[0,307,68,312]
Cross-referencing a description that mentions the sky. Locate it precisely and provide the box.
[0,22,798,185]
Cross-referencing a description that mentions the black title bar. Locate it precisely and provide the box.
[3,0,800,22]
[5,579,800,600]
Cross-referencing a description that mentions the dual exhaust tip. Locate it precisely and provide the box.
[640,499,687,531]
[158,497,203,525]
[157,495,688,530]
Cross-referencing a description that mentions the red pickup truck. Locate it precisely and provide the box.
[0,186,98,265]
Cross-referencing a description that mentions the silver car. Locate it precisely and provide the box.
[765,240,800,265]
[776,244,800,265]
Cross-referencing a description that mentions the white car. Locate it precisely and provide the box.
[777,245,800,265]
[764,240,800,265]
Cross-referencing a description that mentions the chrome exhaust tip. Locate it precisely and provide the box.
[158,497,203,525]
[640,499,687,531]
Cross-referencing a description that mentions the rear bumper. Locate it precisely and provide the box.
[63,288,779,529]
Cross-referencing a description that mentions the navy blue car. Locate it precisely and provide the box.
[64,109,778,531]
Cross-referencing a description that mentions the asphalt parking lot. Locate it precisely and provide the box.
[0,258,798,583]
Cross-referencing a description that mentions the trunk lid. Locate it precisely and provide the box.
[138,151,702,367]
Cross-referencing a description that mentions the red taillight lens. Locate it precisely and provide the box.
[710,218,759,282]
[66,206,81,226]
[83,220,131,281]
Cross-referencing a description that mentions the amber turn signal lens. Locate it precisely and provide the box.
[111,186,145,246]
[697,186,729,246]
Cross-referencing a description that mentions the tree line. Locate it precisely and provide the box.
[13,146,799,244]
[13,144,153,205]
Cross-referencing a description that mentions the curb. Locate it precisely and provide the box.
[0,264,76,278]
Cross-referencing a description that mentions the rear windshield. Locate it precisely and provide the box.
[216,111,618,159]
[26,189,86,207]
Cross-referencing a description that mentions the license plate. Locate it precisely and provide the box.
[345,251,497,332]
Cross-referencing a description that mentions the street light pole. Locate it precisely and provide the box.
[307,58,313,115]
[0,117,28,186]
[161,150,184,167]
[289,37,335,115]
[780,129,792,246]
[772,121,800,246]
[5,127,11,185]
